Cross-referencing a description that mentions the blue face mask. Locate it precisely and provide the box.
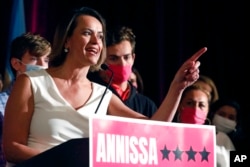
[25,64,46,72]
[18,59,47,72]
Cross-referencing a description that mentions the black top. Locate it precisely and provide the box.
[87,71,157,118]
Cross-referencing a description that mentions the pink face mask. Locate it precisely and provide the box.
[179,107,207,124]
[105,64,132,84]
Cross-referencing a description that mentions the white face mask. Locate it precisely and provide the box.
[212,114,236,134]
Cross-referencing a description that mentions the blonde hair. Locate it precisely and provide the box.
[193,75,219,103]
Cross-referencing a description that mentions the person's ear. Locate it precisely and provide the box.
[64,39,70,50]
[131,53,136,65]
[11,58,22,71]
[132,53,136,60]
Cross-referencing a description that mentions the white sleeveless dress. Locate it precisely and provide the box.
[6,70,112,167]
[27,69,112,151]
[6,69,112,167]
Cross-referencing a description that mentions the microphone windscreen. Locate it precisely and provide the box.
[101,64,109,70]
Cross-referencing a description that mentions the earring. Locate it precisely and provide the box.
[64,48,69,53]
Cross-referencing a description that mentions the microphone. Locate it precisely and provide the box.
[94,64,114,114]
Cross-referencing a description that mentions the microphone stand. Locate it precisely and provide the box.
[94,64,113,114]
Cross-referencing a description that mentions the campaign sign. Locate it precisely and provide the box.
[89,115,216,167]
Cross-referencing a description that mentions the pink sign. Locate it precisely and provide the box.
[89,115,216,167]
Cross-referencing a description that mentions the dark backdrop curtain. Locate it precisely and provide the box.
[0,0,247,146]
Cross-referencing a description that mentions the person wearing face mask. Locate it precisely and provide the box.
[173,85,235,167]
[88,25,157,118]
[173,84,211,125]
[208,98,246,151]
[16,59,47,72]
[0,32,51,116]
[0,32,51,167]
